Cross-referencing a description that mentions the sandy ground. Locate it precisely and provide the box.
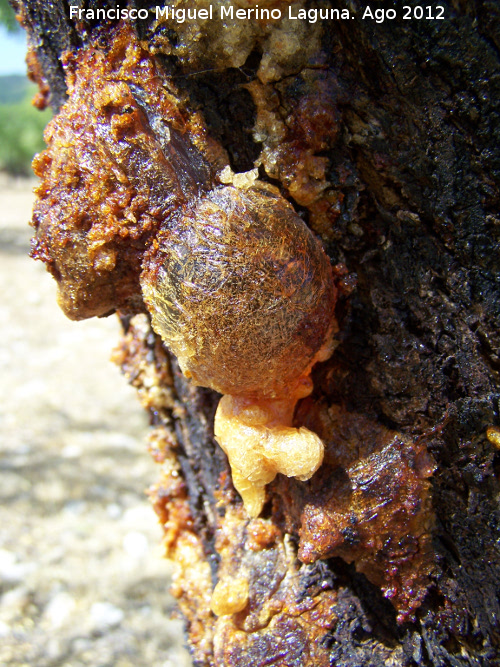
[0,176,193,666]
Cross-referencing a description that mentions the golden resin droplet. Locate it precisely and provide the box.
[210,577,249,616]
[487,427,500,449]
[214,392,325,517]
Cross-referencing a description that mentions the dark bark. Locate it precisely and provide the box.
[12,0,500,665]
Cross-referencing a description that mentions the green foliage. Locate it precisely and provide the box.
[0,0,22,33]
[0,74,29,104]
[0,77,51,176]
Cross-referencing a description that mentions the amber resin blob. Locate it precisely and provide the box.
[142,181,337,516]
[142,182,335,400]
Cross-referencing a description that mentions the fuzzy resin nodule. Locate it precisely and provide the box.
[142,181,337,517]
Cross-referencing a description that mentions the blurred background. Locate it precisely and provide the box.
[0,0,49,177]
[0,1,192,664]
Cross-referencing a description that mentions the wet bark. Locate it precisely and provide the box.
[12,0,500,665]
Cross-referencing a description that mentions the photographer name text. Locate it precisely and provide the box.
[69,4,446,25]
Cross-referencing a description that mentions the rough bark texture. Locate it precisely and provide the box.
[12,0,500,665]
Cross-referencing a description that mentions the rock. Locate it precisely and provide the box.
[122,531,149,559]
[0,550,35,584]
[90,601,124,630]
[44,591,76,628]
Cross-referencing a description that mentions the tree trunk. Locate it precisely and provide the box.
[12,0,500,664]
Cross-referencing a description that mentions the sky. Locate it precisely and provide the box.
[0,26,28,75]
